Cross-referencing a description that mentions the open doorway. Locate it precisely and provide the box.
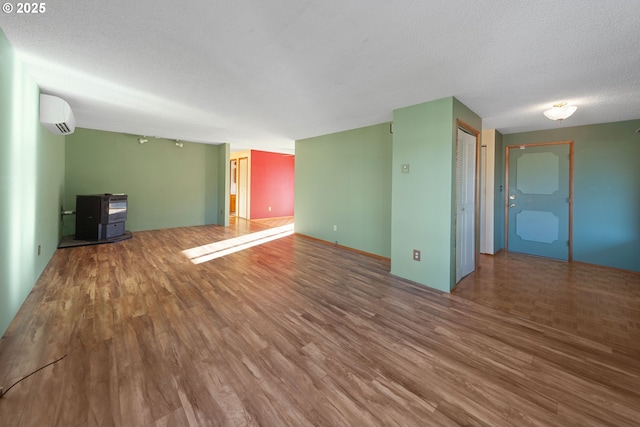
[230,159,237,215]
[229,155,250,219]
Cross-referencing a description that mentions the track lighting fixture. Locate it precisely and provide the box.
[137,136,187,147]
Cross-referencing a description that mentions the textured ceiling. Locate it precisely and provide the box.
[1,0,639,153]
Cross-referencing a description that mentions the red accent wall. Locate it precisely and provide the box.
[250,150,295,219]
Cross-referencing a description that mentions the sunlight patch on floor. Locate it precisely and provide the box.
[182,223,294,264]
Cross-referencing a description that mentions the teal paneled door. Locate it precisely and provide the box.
[506,143,572,261]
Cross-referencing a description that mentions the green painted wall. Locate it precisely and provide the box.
[295,123,392,258]
[0,30,65,336]
[391,97,481,292]
[494,130,505,252]
[391,98,453,291]
[64,129,222,234]
[502,119,640,272]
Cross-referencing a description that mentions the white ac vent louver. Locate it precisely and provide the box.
[40,94,76,135]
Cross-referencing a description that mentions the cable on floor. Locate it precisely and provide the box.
[0,354,67,399]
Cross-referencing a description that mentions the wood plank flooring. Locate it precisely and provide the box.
[1,219,639,426]
[454,252,640,355]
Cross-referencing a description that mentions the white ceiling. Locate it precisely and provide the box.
[2,1,639,153]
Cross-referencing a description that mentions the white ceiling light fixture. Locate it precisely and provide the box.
[543,102,577,121]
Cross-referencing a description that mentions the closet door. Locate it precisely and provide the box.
[456,128,477,283]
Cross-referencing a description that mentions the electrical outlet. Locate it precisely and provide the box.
[333,225,337,231]
[413,249,421,261]
[268,206,272,212]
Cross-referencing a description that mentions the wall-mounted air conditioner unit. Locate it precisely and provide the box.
[40,94,76,135]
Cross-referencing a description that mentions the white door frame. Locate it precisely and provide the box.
[238,157,249,219]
